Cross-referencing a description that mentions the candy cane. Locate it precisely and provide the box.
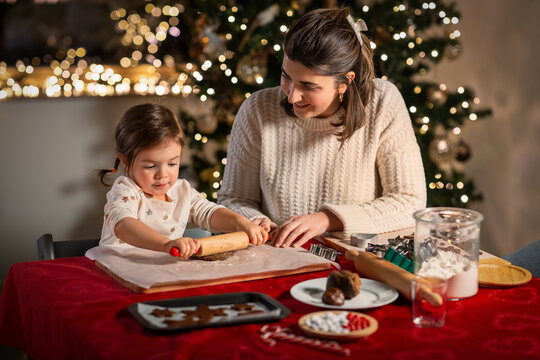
[259,325,350,357]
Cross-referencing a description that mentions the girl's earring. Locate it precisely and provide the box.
[338,92,344,103]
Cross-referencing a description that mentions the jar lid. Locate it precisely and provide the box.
[413,207,483,226]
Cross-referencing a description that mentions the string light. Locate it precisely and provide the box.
[0,0,486,215]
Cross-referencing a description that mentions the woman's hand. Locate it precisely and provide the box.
[167,237,201,259]
[271,211,342,248]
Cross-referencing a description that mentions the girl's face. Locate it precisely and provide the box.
[280,55,347,119]
[122,140,182,201]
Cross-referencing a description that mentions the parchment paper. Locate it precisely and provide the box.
[86,244,333,290]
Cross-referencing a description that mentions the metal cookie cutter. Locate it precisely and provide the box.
[309,244,342,262]
[350,233,378,249]
[417,236,438,263]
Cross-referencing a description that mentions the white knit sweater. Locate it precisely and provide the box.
[218,79,426,237]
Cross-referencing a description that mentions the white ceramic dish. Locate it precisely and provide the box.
[290,277,398,309]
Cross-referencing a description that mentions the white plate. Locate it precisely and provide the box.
[290,277,399,309]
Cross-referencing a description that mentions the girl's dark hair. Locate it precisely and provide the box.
[98,103,186,186]
[281,7,375,144]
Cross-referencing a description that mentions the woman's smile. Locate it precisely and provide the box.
[293,103,310,109]
[280,55,344,119]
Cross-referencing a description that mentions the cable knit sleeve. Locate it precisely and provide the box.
[217,91,269,220]
[320,81,426,236]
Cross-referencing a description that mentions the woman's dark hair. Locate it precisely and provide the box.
[98,103,186,186]
[282,7,375,144]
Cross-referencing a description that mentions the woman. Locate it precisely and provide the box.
[218,7,426,248]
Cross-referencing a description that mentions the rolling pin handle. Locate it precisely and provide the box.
[345,249,359,261]
[418,285,444,307]
[169,247,180,257]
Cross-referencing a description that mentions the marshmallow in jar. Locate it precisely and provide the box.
[413,207,483,299]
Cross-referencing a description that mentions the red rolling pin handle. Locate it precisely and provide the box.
[169,247,180,257]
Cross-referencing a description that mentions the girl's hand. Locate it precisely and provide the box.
[237,219,271,246]
[251,217,277,233]
[167,237,201,259]
[271,211,341,248]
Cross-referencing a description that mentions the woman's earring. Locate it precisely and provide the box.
[338,92,344,103]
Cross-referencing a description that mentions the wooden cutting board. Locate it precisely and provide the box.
[96,260,331,293]
[478,258,532,287]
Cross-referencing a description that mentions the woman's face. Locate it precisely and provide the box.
[280,55,346,119]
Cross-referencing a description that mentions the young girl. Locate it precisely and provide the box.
[99,103,269,259]
[218,7,426,248]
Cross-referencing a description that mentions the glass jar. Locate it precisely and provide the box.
[413,207,484,299]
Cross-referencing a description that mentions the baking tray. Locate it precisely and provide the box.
[128,292,290,332]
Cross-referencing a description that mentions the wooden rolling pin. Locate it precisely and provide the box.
[194,231,249,257]
[345,250,443,307]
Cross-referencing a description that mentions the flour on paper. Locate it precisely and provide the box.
[86,244,332,289]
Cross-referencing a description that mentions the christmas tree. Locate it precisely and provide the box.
[0,0,491,207]
[170,0,491,207]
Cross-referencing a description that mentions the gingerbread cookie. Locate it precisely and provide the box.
[181,304,228,324]
[195,251,235,261]
[231,303,255,311]
[150,308,175,317]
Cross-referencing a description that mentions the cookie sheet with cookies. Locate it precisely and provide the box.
[129,292,290,332]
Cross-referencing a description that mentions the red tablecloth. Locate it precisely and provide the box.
[1,252,539,360]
